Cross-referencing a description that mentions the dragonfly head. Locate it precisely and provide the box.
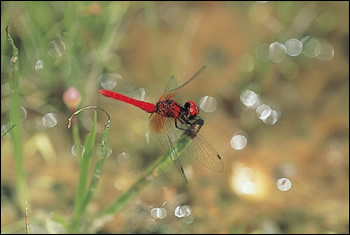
[184,101,199,120]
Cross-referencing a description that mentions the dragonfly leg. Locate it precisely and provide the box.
[174,118,192,131]
[192,116,205,126]
[174,116,205,138]
[184,116,205,139]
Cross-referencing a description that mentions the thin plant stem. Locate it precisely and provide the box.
[25,200,29,234]
[1,123,17,139]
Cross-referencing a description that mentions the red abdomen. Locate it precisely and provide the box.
[99,89,156,113]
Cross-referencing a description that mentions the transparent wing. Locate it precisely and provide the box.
[150,113,224,173]
[184,133,224,172]
[162,66,206,101]
[149,113,188,183]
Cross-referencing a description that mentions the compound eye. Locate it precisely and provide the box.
[185,101,199,119]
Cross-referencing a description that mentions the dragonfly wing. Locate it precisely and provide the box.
[184,133,224,172]
[163,66,206,101]
[149,113,188,183]
[165,75,178,94]
[166,134,188,183]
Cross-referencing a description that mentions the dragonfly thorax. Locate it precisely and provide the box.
[156,100,181,118]
[155,99,199,120]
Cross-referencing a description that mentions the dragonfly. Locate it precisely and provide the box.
[99,66,224,183]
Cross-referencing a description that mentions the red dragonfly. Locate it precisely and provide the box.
[99,66,223,183]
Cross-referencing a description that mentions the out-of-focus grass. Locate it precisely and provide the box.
[2,2,132,233]
[5,26,28,212]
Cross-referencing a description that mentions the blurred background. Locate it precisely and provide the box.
[1,1,349,234]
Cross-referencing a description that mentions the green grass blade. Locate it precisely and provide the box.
[79,118,110,217]
[6,25,28,211]
[71,111,97,228]
[94,133,192,224]
[67,106,111,232]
